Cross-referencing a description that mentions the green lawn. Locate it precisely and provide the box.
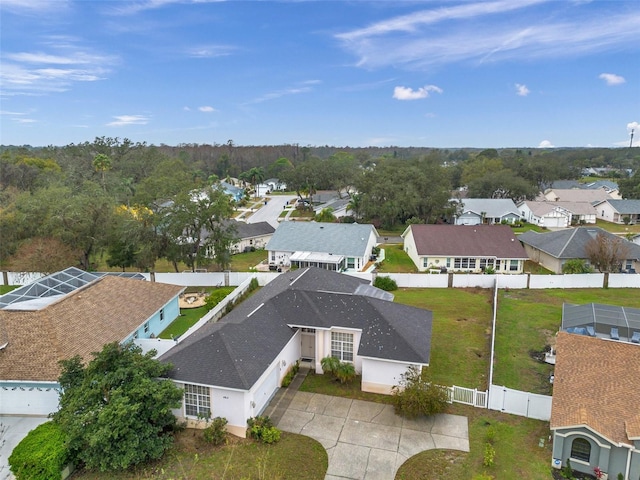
[229,249,267,271]
[158,306,208,339]
[594,219,640,234]
[0,285,19,295]
[494,288,640,393]
[377,244,418,273]
[72,430,327,480]
[393,288,492,389]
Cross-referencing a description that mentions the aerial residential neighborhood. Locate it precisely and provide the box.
[2,1,640,479]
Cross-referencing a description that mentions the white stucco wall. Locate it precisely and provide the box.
[361,358,417,395]
[316,328,362,374]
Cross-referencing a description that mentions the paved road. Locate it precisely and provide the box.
[245,195,297,228]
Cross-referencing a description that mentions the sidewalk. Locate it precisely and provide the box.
[263,364,310,424]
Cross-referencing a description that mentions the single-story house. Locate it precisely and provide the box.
[204,220,275,257]
[519,227,640,274]
[266,221,379,272]
[256,178,287,197]
[548,180,621,198]
[518,201,597,227]
[593,199,640,225]
[402,224,528,273]
[0,267,184,416]
[550,331,640,479]
[159,267,432,437]
[451,198,522,225]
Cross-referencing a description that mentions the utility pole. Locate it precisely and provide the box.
[630,129,635,148]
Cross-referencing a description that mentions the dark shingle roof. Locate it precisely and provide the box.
[406,224,528,258]
[519,227,640,259]
[602,199,640,214]
[159,268,432,389]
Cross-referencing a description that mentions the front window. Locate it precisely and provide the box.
[331,331,353,362]
[495,260,501,270]
[510,260,519,271]
[570,438,591,462]
[184,384,211,417]
[160,309,165,321]
[347,257,355,269]
[422,257,429,268]
[144,322,150,333]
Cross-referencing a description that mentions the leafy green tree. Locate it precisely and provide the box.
[315,207,336,223]
[53,342,183,472]
[92,153,112,191]
[160,185,237,271]
[467,169,538,202]
[619,169,640,199]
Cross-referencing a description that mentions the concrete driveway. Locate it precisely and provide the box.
[0,416,49,480]
[277,392,469,480]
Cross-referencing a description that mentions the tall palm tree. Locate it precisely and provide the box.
[248,167,265,198]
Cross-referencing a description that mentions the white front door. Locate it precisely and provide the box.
[301,329,316,361]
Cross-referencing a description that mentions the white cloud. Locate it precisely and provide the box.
[1,41,116,96]
[187,45,236,58]
[538,140,554,148]
[393,85,442,100]
[244,84,315,105]
[108,0,223,16]
[336,3,640,70]
[15,118,37,124]
[628,121,639,132]
[599,73,626,86]
[107,115,149,127]
[198,106,215,112]
[515,83,530,96]
[183,106,191,111]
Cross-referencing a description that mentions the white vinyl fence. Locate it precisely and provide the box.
[488,385,552,421]
[446,385,488,408]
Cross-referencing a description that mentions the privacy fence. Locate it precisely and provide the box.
[2,270,638,289]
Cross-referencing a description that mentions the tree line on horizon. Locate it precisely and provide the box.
[1,137,639,273]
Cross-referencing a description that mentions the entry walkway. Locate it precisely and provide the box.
[265,369,470,480]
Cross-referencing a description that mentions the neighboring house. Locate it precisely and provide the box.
[593,199,640,225]
[549,180,621,198]
[518,201,597,227]
[0,267,184,416]
[452,198,522,225]
[159,267,432,437]
[256,178,287,197]
[266,222,379,272]
[220,181,245,202]
[402,224,528,273]
[540,188,611,204]
[550,331,640,479]
[204,220,275,256]
[519,227,640,273]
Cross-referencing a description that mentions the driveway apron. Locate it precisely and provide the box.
[275,391,469,480]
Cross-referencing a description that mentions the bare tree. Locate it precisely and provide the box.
[584,233,630,273]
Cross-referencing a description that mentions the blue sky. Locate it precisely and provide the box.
[1,0,638,148]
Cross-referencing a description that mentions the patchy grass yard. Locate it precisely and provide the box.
[377,244,418,273]
[393,288,493,389]
[71,429,327,480]
[494,288,640,393]
[594,219,640,234]
[229,249,267,271]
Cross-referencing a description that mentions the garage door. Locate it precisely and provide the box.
[544,217,565,228]
[252,366,279,415]
[1,388,59,415]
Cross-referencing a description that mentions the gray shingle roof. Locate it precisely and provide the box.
[454,198,521,218]
[600,199,640,214]
[266,222,378,257]
[159,268,432,389]
[518,227,640,259]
